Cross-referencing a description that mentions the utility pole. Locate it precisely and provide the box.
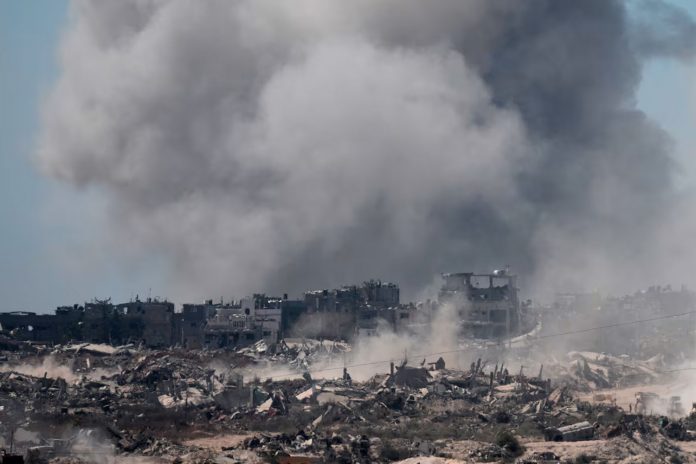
[506,306,511,350]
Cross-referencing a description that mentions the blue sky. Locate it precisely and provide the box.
[0,0,164,310]
[0,1,71,310]
[0,1,694,311]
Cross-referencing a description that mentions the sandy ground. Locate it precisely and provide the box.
[523,438,628,462]
[179,432,696,463]
[577,378,693,414]
[182,434,251,450]
[524,436,696,463]
[396,458,468,464]
[678,441,696,453]
[181,433,265,463]
[179,435,263,464]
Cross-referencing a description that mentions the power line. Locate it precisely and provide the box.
[260,308,696,380]
[658,366,696,374]
[532,309,696,341]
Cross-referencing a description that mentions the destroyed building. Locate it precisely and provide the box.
[438,270,526,339]
[116,299,175,347]
[304,280,400,313]
[302,280,413,339]
[174,303,211,349]
[0,306,82,344]
[165,295,301,349]
[203,306,260,349]
[82,299,121,344]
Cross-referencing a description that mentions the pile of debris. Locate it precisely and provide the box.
[239,338,351,371]
[543,351,665,391]
[2,342,696,463]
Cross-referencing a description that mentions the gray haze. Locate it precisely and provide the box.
[37,0,696,301]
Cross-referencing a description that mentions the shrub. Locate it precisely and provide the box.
[495,430,524,457]
[380,442,413,461]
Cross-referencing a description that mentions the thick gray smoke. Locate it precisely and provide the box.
[37,1,696,300]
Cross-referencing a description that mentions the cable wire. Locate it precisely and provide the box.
[260,308,696,380]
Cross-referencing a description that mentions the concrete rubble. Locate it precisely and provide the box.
[0,341,695,463]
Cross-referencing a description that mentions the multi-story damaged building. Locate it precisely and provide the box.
[356,304,415,337]
[304,280,400,312]
[176,303,211,349]
[82,299,118,343]
[203,304,259,348]
[79,297,175,347]
[302,280,412,339]
[438,270,523,339]
[175,296,295,349]
[116,299,175,347]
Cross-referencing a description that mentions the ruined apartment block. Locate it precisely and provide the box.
[439,270,526,339]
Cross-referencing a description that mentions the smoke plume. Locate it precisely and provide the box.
[37,1,696,300]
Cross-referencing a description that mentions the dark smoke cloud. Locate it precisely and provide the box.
[37,0,696,300]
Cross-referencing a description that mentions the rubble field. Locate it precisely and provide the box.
[2,340,696,463]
